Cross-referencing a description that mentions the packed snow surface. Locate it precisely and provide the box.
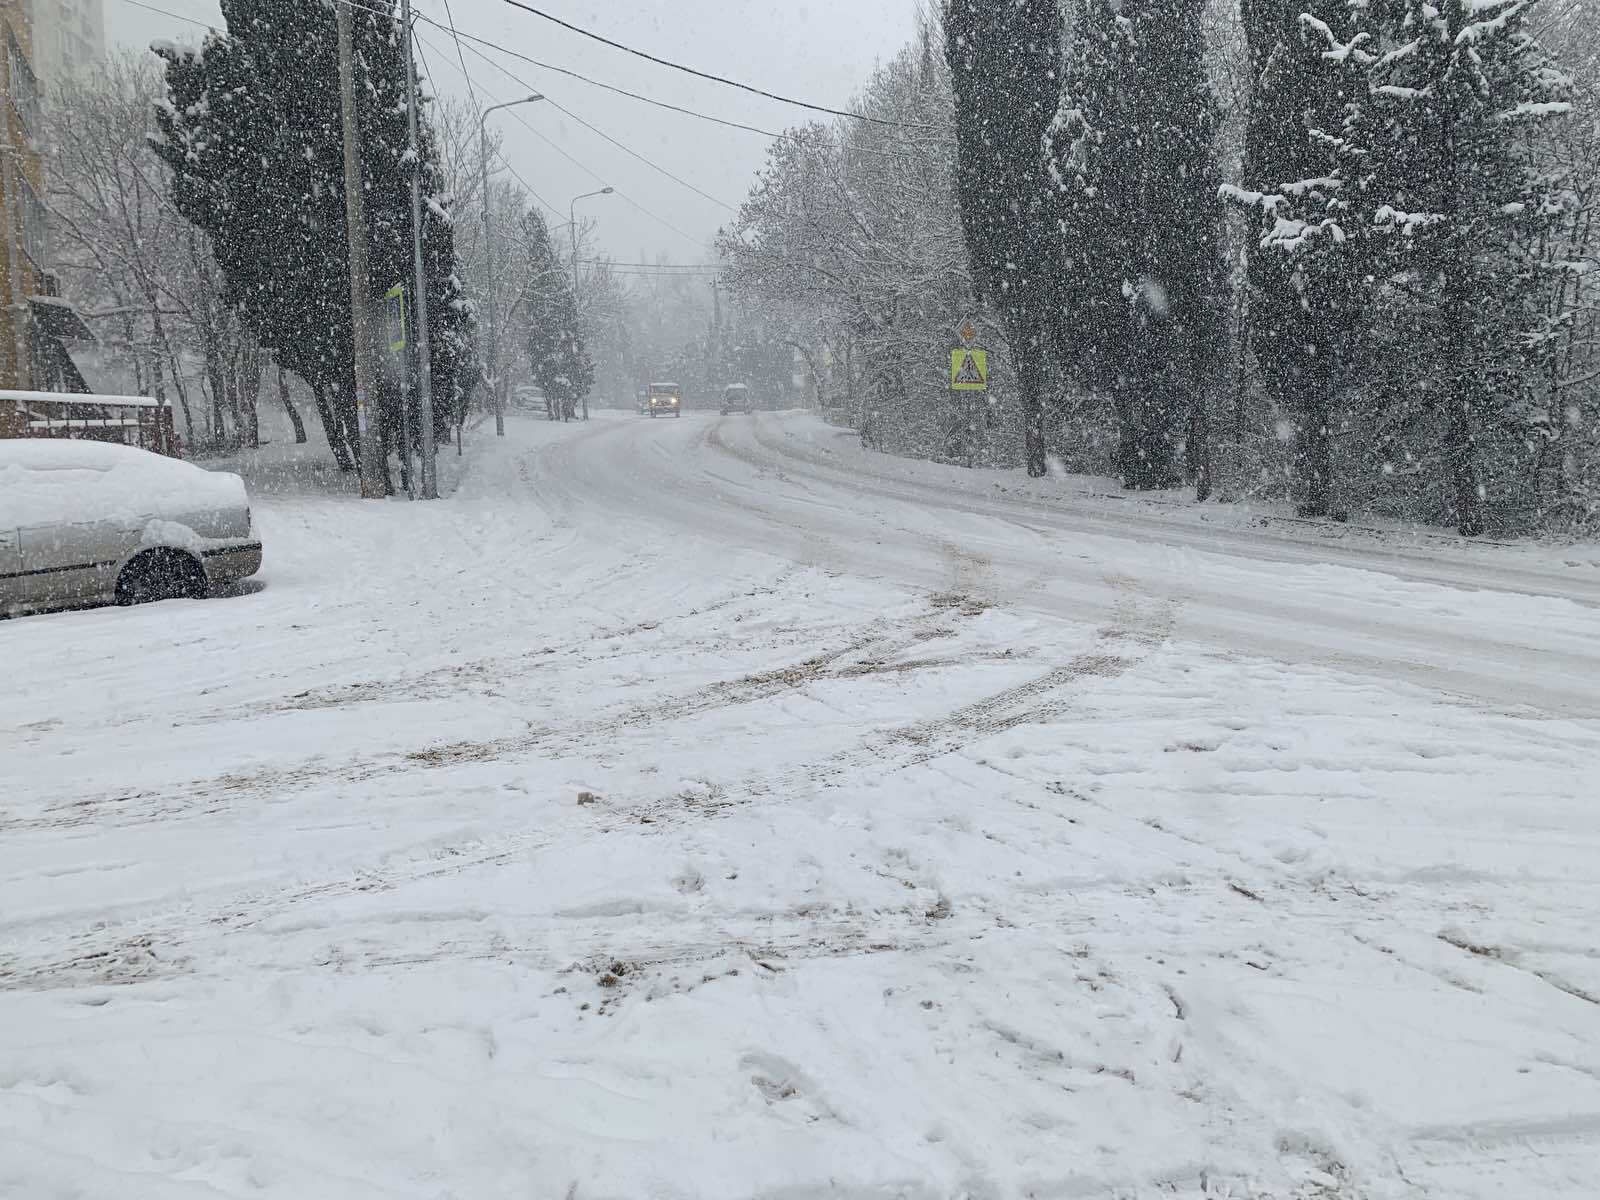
[3,412,1598,1198]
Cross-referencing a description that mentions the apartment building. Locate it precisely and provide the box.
[31,0,104,86]
[2,0,46,392]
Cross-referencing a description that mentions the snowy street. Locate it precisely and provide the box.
[4,410,1600,1198]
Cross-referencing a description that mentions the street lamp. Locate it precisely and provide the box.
[569,187,613,421]
[480,94,544,437]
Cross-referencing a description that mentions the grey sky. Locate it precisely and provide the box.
[104,0,922,264]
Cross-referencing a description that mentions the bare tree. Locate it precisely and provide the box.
[47,52,265,454]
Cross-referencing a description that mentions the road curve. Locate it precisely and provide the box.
[531,410,1600,717]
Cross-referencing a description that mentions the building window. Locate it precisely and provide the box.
[7,31,39,135]
[17,177,46,269]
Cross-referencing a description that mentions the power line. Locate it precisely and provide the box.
[401,15,793,141]
[537,95,734,213]
[579,259,721,269]
[437,32,735,213]
[436,0,485,137]
[497,0,936,131]
[413,34,562,219]
[454,46,786,140]
[416,29,706,250]
[118,0,900,161]
[333,0,803,144]
[116,0,214,30]
[116,0,722,245]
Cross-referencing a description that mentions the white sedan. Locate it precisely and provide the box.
[0,439,262,615]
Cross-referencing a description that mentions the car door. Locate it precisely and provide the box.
[13,464,140,604]
[16,515,131,607]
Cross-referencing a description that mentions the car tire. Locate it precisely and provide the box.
[115,549,208,606]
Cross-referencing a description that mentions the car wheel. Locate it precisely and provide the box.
[115,549,207,606]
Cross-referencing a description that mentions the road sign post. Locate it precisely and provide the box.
[950,318,989,468]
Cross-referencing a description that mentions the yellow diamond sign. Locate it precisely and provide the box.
[950,348,988,391]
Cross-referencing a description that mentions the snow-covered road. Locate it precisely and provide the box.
[4,411,1598,1199]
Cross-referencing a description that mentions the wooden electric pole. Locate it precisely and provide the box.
[400,0,438,498]
[336,0,386,499]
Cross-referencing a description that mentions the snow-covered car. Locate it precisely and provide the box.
[0,439,262,615]
[720,383,753,414]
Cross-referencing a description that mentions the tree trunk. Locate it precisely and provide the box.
[278,366,307,443]
[238,337,264,449]
[118,305,145,396]
[150,307,195,450]
[1448,377,1484,537]
[312,378,355,472]
[1189,383,1213,502]
[1017,344,1048,478]
[225,335,245,449]
[203,328,229,452]
[1296,352,1334,517]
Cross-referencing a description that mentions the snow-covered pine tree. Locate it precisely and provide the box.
[152,0,471,468]
[1229,0,1364,515]
[1268,0,1571,534]
[944,0,1064,477]
[522,211,593,422]
[1047,0,1225,492]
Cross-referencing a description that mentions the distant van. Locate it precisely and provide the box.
[721,384,752,415]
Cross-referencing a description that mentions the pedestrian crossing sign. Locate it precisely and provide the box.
[950,348,988,391]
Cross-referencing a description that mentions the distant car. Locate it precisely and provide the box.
[645,381,683,419]
[0,439,262,616]
[721,384,753,414]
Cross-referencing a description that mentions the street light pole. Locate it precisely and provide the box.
[335,0,384,499]
[479,94,543,437]
[569,187,613,421]
[400,0,437,498]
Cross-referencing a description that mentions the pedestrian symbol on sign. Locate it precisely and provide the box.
[950,348,988,391]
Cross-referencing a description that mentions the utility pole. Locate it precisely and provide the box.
[570,212,580,421]
[336,0,385,499]
[478,123,501,438]
[400,0,437,498]
[479,96,543,437]
[569,188,613,421]
[710,279,723,390]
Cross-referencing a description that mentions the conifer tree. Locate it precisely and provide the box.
[1263,0,1571,534]
[944,0,1064,477]
[1047,0,1225,491]
[522,211,593,421]
[1229,0,1364,515]
[152,0,471,467]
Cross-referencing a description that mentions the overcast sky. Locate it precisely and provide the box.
[105,0,921,265]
